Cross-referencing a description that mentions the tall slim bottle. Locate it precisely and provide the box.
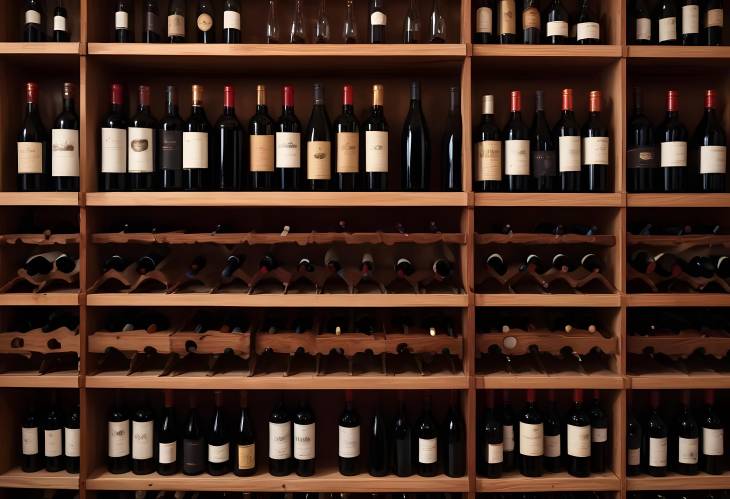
[168,0,187,42]
[627,87,658,193]
[223,0,242,43]
[659,90,689,192]
[363,84,389,191]
[695,89,727,193]
[582,90,609,192]
[128,85,157,191]
[234,391,256,476]
[51,82,80,192]
[504,90,530,192]
[275,85,302,191]
[159,85,184,190]
[249,85,275,190]
[442,87,462,191]
[100,83,127,191]
[144,0,161,42]
[214,85,244,190]
[17,82,48,192]
[334,84,360,191]
[473,95,502,192]
[531,90,556,192]
[183,84,211,190]
[157,390,178,475]
[402,81,431,191]
[306,84,333,191]
[555,88,581,192]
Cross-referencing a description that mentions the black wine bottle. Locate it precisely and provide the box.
[544,389,561,473]
[627,87,658,193]
[416,393,439,477]
[658,0,679,45]
[522,0,541,44]
[269,398,292,476]
[474,95,502,192]
[234,391,256,476]
[481,390,503,478]
[659,90,688,192]
[214,85,244,190]
[306,83,333,191]
[555,88,581,192]
[182,394,205,476]
[159,85,184,191]
[576,0,600,44]
[705,0,725,45]
[633,0,652,43]
[43,391,63,472]
[363,84,389,191]
[143,0,161,42]
[369,0,387,43]
[100,83,128,192]
[368,403,388,477]
[223,0,242,43]
[276,85,302,191]
[51,82,80,192]
[293,398,316,477]
[565,389,591,478]
[700,389,724,475]
[504,90,530,192]
[582,90,609,193]
[474,0,495,43]
[589,390,608,473]
[128,85,157,191]
[53,0,70,41]
[644,390,668,477]
[108,390,131,474]
[24,0,44,41]
[207,391,230,476]
[157,390,177,476]
[334,84,360,191]
[498,0,517,43]
[443,391,465,478]
[338,390,360,476]
[627,394,642,476]
[501,390,516,472]
[675,389,699,476]
[393,391,414,477]
[546,0,569,44]
[18,82,48,192]
[115,0,132,42]
[249,85,276,191]
[22,399,43,472]
[518,389,543,477]
[183,84,211,191]
[681,0,701,46]
[64,404,80,474]
[531,90,556,192]
[695,89,727,193]
[402,81,431,191]
[131,397,155,475]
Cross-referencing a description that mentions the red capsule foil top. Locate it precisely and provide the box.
[667,90,679,112]
[224,85,235,108]
[706,89,717,109]
[510,90,521,112]
[26,82,38,103]
[111,83,124,105]
[589,90,602,113]
[562,88,574,111]
[138,85,151,106]
[283,85,294,107]
[343,84,353,106]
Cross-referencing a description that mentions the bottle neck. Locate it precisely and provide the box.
[224,105,235,115]
[26,102,37,114]
[191,103,204,114]
[257,104,268,113]
[63,97,75,112]
[342,103,354,114]
[138,103,151,113]
[111,102,124,113]
[167,101,179,115]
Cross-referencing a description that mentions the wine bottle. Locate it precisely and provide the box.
[18,82,48,192]
[43,391,63,472]
[501,390,516,472]
[628,87,658,193]
[51,82,80,192]
[136,252,164,274]
[223,0,242,43]
[654,252,683,277]
[24,0,43,42]
[627,394,642,476]
[158,390,177,476]
[182,394,205,476]
[429,0,446,42]
[700,389,724,475]
[554,88,581,192]
[306,84,332,191]
[474,95,502,192]
[504,90,530,192]
[522,0,540,44]
[486,254,507,277]
[22,400,43,472]
[713,255,730,278]
[314,0,330,42]
[234,391,256,477]
[64,404,80,474]
[441,87,462,191]
[293,398,316,477]
[681,0,700,45]
[290,0,306,43]
[633,0,652,43]
[443,391,465,478]
[582,90,609,192]
[276,85,302,191]
[630,250,657,273]
[115,0,132,42]
[393,391,414,477]
[523,254,546,274]
[338,390,360,476]
[143,0,160,42]
[333,85,360,191]
[402,81,431,191]
[499,0,517,43]
[363,84,389,191]
[131,397,155,475]
[404,0,421,43]
[266,0,280,43]
[531,90,556,192]
[519,389,543,477]
[368,403,388,477]
[269,398,292,476]
[544,389,561,473]
[546,0,569,44]
[658,0,679,44]
[53,0,70,42]
[589,390,608,473]
[158,85,184,190]
[686,255,716,278]
[474,0,495,43]
[207,391,230,476]
[552,253,575,273]
[576,0,600,44]
[581,253,603,273]
[705,0,724,45]
[214,85,244,190]
[675,389,699,476]
[645,390,668,477]
[249,85,275,191]
[369,0,387,43]
[660,90,688,192]
[100,84,128,191]
[481,390,503,478]
[108,390,130,474]
[343,0,358,43]
[168,0,186,42]
[415,393,438,477]
[183,85,211,190]
[565,389,591,478]
[128,85,157,191]
[695,89,727,193]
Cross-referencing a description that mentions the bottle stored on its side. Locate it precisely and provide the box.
[474,0,495,43]
[214,85,244,190]
[51,82,80,192]
[504,90,530,192]
[306,84,333,191]
[531,90,556,192]
[22,400,43,472]
[658,0,679,45]
[338,390,361,476]
[234,391,256,477]
[223,0,242,43]
[293,398,316,477]
[402,81,431,191]
[183,85,211,190]
[249,85,276,191]
[363,84,389,191]
[628,87,658,193]
[565,389,591,477]
[128,85,157,191]
[276,85,302,191]
[645,390,668,477]
[659,90,689,192]
[53,0,70,41]
[369,0,387,43]
[43,391,63,472]
[207,391,230,476]
[334,85,360,191]
[695,89,727,193]
[442,87,462,192]
[24,0,44,41]
[474,95,502,192]
[64,404,80,474]
[115,0,132,42]
[159,85,184,190]
[100,83,128,192]
[168,0,187,42]
[518,388,543,477]
[522,0,540,44]
[582,90,609,192]
[157,390,177,476]
[18,82,48,192]
[681,0,701,46]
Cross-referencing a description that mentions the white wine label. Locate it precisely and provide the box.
[54,16,67,32]
[132,420,154,460]
[269,422,292,459]
[567,424,591,458]
[659,17,677,42]
[208,443,230,463]
[522,7,540,29]
[115,11,129,29]
[65,427,80,457]
[276,132,301,169]
[628,447,640,466]
[307,141,332,180]
[338,425,360,458]
[159,441,177,464]
[487,442,503,463]
[26,10,41,24]
[503,424,515,452]
[592,427,608,443]
[703,427,724,456]
[237,443,255,470]
[679,437,699,464]
[636,17,651,40]
[336,132,359,173]
[168,14,185,37]
[418,437,437,464]
[102,128,127,173]
[476,140,502,181]
[22,427,38,455]
[224,10,241,30]
[365,131,388,173]
[371,12,387,26]
[44,429,62,458]
[250,134,275,172]
[128,127,154,173]
[682,5,700,34]
[183,132,209,170]
[294,422,316,460]
[519,422,544,457]
[18,142,43,174]
[499,0,516,35]
[505,139,529,175]
[661,141,688,168]
[559,136,581,172]
[700,145,727,174]
[649,437,668,467]
[547,20,569,37]
[577,21,600,41]
[197,13,213,32]
[108,420,130,458]
[583,137,609,165]
[52,129,80,177]
[477,7,493,34]
[707,9,724,28]
[544,434,560,458]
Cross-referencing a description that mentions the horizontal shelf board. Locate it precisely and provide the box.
[86,468,468,492]
[476,471,621,492]
[86,372,468,390]
[476,374,626,389]
[473,45,622,58]
[476,233,616,246]
[0,192,79,206]
[627,234,730,246]
[475,193,624,207]
[91,232,467,245]
[0,467,79,489]
[476,294,621,307]
[626,293,730,307]
[86,192,468,207]
[87,293,468,308]
[628,193,730,208]
[627,472,730,491]
[0,292,80,306]
[0,371,79,388]
[628,46,730,59]
[630,373,730,389]
[0,42,81,55]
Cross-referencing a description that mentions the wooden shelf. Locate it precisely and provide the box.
[630,373,730,389]
[627,472,730,491]
[628,46,730,60]
[0,467,79,489]
[476,470,621,492]
[0,192,79,206]
[0,42,81,55]
[87,293,468,308]
[626,293,730,307]
[476,233,616,246]
[627,234,730,247]
[474,45,622,59]
[476,374,626,389]
[0,292,80,306]
[476,294,621,307]
[85,192,469,207]
[475,193,624,207]
[0,371,79,388]
[86,468,469,492]
[628,193,730,208]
